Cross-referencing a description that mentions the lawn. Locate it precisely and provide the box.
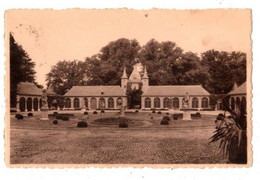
[10,111,228,164]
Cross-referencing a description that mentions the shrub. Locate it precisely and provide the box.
[56,115,62,119]
[93,111,98,114]
[28,113,33,117]
[160,119,169,125]
[53,120,58,124]
[152,110,156,113]
[216,115,224,120]
[84,111,88,115]
[62,116,69,121]
[163,116,170,121]
[101,110,105,113]
[16,114,24,120]
[77,121,88,128]
[166,112,169,115]
[218,113,225,117]
[53,112,58,115]
[173,116,178,120]
[119,122,128,128]
[196,112,201,117]
[135,110,139,113]
[151,116,153,120]
[157,111,162,114]
[15,114,21,118]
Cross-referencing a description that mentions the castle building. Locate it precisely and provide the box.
[228,81,247,113]
[64,64,210,111]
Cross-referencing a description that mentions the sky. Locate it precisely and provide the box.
[6,9,251,87]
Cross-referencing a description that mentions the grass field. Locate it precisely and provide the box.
[10,111,228,164]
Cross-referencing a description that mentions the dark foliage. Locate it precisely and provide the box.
[53,112,58,115]
[157,111,162,114]
[84,111,88,115]
[135,110,139,113]
[61,116,69,121]
[119,122,128,128]
[16,114,24,120]
[163,116,170,121]
[15,114,21,118]
[53,120,58,124]
[28,113,33,117]
[101,110,105,113]
[173,116,178,120]
[152,110,156,113]
[77,121,88,128]
[160,119,169,125]
[93,111,98,114]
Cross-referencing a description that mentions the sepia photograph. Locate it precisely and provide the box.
[5,9,251,167]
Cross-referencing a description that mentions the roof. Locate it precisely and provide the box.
[129,64,142,82]
[17,82,42,96]
[64,86,126,97]
[142,85,210,96]
[46,85,56,95]
[228,82,246,95]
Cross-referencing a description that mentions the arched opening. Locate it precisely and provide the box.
[74,98,80,108]
[192,97,198,108]
[163,98,169,108]
[173,97,179,109]
[236,97,241,111]
[108,97,114,109]
[19,97,25,112]
[117,98,123,108]
[241,96,246,114]
[27,97,32,111]
[33,98,38,111]
[145,98,151,108]
[231,97,235,110]
[65,98,71,108]
[99,97,105,109]
[90,98,97,110]
[84,98,88,108]
[154,97,160,108]
[201,97,209,108]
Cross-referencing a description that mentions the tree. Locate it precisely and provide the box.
[126,83,143,109]
[46,60,87,95]
[10,33,37,107]
[139,39,183,85]
[86,38,141,85]
[201,50,246,94]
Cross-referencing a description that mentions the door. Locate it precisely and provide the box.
[90,98,97,110]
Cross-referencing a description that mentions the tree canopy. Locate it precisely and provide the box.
[46,38,247,96]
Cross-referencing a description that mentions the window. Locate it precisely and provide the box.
[201,97,208,108]
[192,97,198,108]
[163,98,169,108]
[99,97,105,109]
[117,98,123,106]
[154,98,160,108]
[145,98,151,108]
[65,98,71,108]
[173,98,179,109]
[108,97,114,108]
[74,98,80,108]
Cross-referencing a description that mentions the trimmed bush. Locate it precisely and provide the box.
[157,111,162,114]
[135,110,139,113]
[173,116,178,120]
[77,121,88,128]
[53,120,58,124]
[62,116,69,121]
[218,113,225,117]
[196,112,201,117]
[152,110,156,113]
[93,111,98,114]
[16,114,24,120]
[166,112,170,115]
[101,110,105,113]
[56,115,62,119]
[216,115,224,120]
[84,111,88,115]
[160,119,169,125]
[53,112,58,115]
[163,116,170,121]
[28,113,33,117]
[15,114,21,118]
[119,122,128,128]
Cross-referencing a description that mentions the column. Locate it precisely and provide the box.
[141,97,145,109]
[160,97,163,109]
[198,97,202,110]
[151,97,154,109]
[105,97,109,109]
[96,97,100,109]
[71,97,74,109]
[32,97,35,112]
[16,95,20,112]
[178,97,182,110]
[113,97,117,109]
